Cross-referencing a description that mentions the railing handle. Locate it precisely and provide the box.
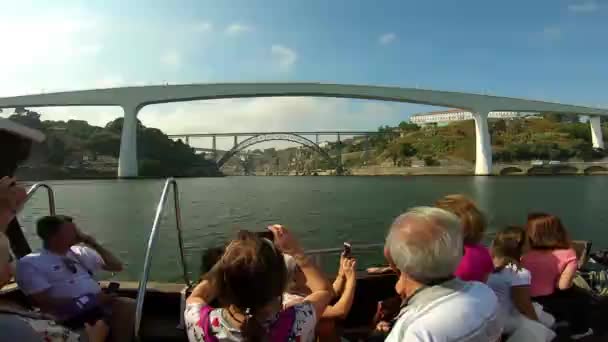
[23,183,56,216]
[134,178,191,340]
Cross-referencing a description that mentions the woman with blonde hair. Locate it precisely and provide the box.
[435,194,493,282]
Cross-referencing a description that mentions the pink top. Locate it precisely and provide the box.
[454,244,494,282]
[521,248,577,297]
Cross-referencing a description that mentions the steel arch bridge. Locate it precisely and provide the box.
[216,133,335,168]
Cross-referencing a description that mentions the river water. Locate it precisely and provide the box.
[17,176,608,282]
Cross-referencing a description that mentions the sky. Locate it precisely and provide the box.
[0,0,607,149]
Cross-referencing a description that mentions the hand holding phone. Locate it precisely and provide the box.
[343,242,352,259]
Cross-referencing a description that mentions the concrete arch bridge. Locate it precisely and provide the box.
[0,82,607,177]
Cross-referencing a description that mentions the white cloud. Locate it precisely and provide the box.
[568,1,599,13]
[192,21,213,33]
[541,26,561,41]
[0,11,102,75]
[138,97,410,150]
[271,45,297,71]
[225,23,251,36]
[378,33,397,45]
[77,43,103,56]
[160,50,182,68]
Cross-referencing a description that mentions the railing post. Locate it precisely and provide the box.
[134,178,191,340]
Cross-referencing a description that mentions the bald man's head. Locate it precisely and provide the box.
[385,207,463,284]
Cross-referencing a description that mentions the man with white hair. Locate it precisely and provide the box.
[384,207,502,342]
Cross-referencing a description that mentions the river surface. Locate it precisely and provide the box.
[17,176,608,282]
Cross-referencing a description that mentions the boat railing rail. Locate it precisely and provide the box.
[134,178,191,340]
[305,243,384,266]
[24,183,56,216]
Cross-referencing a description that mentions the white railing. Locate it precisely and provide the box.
[24,183,56,216]
[134,178,191,340]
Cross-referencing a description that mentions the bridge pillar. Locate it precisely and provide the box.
[118,105,140,178]
[185,136,190,145]
[211,136,217,158]
[233,136,238,148]
[472,111,492,175]
[590,116,605,149]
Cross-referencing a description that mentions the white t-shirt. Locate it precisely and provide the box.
[386,281,502,342]
[486,264,531,320]
[16,246,104,299]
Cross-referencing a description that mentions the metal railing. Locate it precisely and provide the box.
[24,183,56,216]
[134,178,191,340]
[306,243,384,266]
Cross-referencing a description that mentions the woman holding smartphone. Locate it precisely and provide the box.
[185,225,333,342]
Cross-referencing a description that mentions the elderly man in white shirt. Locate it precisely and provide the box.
[384,207,503,342]
[16,214,134,342]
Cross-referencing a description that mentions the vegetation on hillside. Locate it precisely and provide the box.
[361,115,608,167]
[6,108,220,178]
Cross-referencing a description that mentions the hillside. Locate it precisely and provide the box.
[234,116,608,175]
[5,108,221,180]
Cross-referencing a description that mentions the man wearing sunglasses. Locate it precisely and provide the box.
[15,214,134,342]
[0,117,110,341]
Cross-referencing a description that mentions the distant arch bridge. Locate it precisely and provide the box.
[215,133,334,168]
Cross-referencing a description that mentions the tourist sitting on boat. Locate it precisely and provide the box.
[436,194,494,282]
[283,253,356,318]
[522,213,594,339]
[0,175,110,341]
[282,252,357,341]
[185,225,333,342]
[486,226,556,341]
[15,215,135,342]
[0,117,45,258]
[383,207,502,341]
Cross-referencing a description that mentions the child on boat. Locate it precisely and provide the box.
[487,226,556,342]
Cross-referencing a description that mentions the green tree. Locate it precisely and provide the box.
[9,109,44,131]
[47,137,66,165]
[491,119,507,135]
[398,121,420,132]
[86,131,121,157]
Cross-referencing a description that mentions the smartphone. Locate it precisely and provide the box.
[106,282,120,294]
[343,242,352,258]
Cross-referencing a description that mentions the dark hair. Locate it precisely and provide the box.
[491,226,526,270]
[212,230,287,342]
[435,194,486,245]
[200,246,225,275]
[0,130,32,177]
[526,213,571,250]
[36,215,73,245]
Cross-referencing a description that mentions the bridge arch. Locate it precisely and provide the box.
[499,166,524,175]
[216,133,335,169]
[584,165,608,175]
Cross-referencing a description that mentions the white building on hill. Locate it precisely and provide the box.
[410,109,537,125]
